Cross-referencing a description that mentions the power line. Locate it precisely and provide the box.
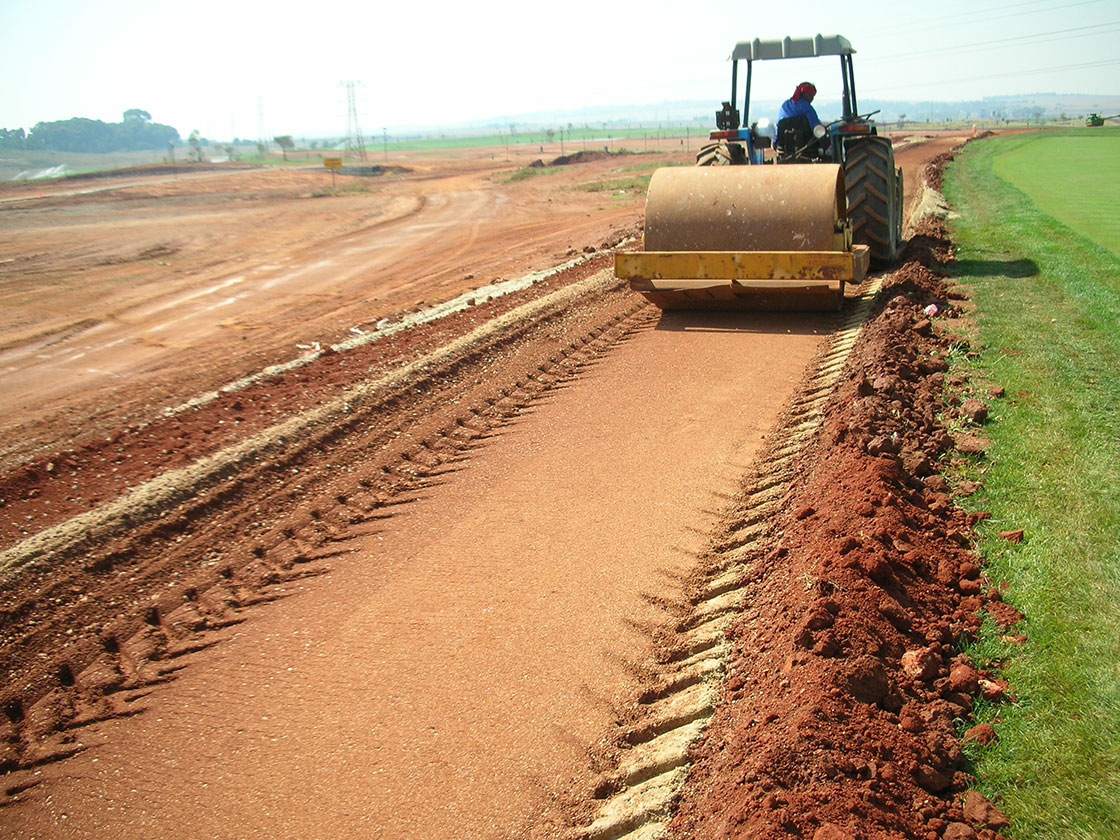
[861,21,1120,64]
[860,0,1110,39]
[862,58,1120,96]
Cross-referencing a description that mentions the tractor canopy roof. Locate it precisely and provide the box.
[731,34,854,62]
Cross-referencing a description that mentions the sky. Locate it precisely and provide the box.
[1,0,1117,140]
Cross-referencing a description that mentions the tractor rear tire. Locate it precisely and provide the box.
[696,142,746,166]
[844,137,902,265]
[696,142,730,166]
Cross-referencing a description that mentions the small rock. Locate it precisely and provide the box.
[878,594,911,630]
[902,647,942,681]
[988,385,1005,399]
[942,822,977,840]
[899,704,925,733]
[841,654,891,704]
[963,790,1011,829]
[924,474,950,493]
[803,605,836,630]
[867,435,900,456]
[919,356,949,374]
[957,480,981,496]
[998,529,1024,543]
[949,663,980,693]
[872,374,899,394]
[944,691,974,714]
[794,504,815,520]
[955,433,989,454]
[978,678,1007,702]
[915,763,952,792]
[964,723,998,745]
[961,399,989,424]
[903,451,934,477]
[813,824,856,840]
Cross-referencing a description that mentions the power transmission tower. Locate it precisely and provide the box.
[342,81,368,161]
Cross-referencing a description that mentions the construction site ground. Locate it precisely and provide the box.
[0,132,1009,840]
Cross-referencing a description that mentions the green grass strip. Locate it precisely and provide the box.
[943,130,1120,840]
[990,128,1120,259]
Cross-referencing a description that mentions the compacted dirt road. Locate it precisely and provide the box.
[0,133,974,839]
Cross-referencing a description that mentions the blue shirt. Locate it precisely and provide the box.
[777,97,821,128]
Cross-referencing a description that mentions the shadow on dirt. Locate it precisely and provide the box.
[654,310,835,335]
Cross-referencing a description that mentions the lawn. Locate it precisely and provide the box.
[990,128,1120,258]
[942,128,1120,840]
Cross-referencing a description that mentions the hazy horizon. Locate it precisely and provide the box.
[2,0,1117,141]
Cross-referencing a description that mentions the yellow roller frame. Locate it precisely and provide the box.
[619,163,869,311]
[615,247,870,311]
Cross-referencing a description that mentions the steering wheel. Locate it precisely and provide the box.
[819,110,882,136]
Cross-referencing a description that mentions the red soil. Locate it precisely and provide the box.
[668,215,1019,840]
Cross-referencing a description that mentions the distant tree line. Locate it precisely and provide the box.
[0,109,180,153]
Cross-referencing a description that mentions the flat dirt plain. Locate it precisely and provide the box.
[0,133,1017,840]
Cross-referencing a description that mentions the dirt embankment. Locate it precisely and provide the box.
[669,210,1019,840]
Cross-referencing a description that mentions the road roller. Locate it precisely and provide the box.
[616,34,900,312]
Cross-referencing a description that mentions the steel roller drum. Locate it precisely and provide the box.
[643,164,847,253]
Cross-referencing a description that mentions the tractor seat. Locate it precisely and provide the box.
[776,115,813,159]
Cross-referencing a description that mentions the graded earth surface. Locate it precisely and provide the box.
[0,132,1013,840]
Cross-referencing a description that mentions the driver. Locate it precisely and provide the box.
[778,82,822,130]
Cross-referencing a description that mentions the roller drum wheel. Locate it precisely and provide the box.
[843,137,901,265]
[624,164,860,312]
[644,164,847,253]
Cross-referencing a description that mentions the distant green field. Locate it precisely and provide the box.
[991,129,1120,258]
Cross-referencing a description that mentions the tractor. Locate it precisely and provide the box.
[615,35,902,311]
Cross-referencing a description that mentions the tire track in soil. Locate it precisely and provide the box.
[0,248,626,547]
[0,272,653,777]
[570,278,887,840]
[0,290,832,839]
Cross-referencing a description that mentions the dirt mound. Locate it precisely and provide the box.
[67,162,260,182]
[337,164,411,177]
[669,218,1018,840]
[922,152,956,192]
[549,150,617,166]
